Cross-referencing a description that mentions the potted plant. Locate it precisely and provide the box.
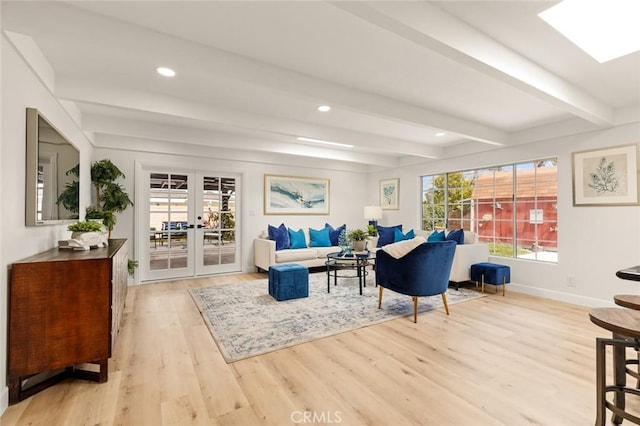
[86,159,133,238]
[348,228,368,252]
[56,164,80,218]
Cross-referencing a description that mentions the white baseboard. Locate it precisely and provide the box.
[0,385,8,418]
[508,283,615,308]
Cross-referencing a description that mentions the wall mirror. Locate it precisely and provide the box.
[25,107,80,226]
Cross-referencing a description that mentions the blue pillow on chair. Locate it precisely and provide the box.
[427,230,445,242]
[268,223,290,251]
[377,225,402,247]
[325,223,346,246]
[394,228,415,242]
[309,227,332,247]
[446,229,465,245]
[288,228,307,249]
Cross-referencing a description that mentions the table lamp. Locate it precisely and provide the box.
[364,205,383,234]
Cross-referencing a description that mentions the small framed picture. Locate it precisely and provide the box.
[380,178,399,210]
[572,144,639,206]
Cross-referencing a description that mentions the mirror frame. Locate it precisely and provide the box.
[25,107,80,226]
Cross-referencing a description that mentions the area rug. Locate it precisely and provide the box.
[189,272,484,362]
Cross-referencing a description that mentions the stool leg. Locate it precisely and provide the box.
[612,333,626,425]
[595,338,606,426]
[502,276,506,297]
[481,274,485,293]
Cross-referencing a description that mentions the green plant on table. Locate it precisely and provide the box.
[67,221,104,233]
[347,228,368,241]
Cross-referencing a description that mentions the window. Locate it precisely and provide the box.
[421,158,558,262]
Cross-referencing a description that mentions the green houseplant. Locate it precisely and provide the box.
[67,220,103,233]
[56,164,80,218]
[86,159,133,238]
[347,228,368,252]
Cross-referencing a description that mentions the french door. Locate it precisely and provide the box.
[140,168,241,282]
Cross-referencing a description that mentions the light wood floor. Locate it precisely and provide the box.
[1,272,636,425]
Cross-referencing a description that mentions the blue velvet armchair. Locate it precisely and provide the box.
[375,240,456,323]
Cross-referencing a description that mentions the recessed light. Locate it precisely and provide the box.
[539,0,640,63]
[297,136,353,148]
[435,132,446,137]
[156,67,176,77]
[317,105,331,112]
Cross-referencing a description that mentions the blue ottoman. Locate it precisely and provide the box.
[470,262,510,296]
[268,264,309,301]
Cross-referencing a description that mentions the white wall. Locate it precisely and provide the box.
[93,146,369,279]
[370,122,640,306]
[0,35,95,413]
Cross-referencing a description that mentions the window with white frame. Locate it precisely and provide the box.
[421,158,558,263]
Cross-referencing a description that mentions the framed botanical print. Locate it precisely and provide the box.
[380,178,399,210]
[572,144,639,206]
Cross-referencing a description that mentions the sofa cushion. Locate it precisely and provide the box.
[268,223,290,251]
[316,246,339,258]
[377,224,402,247]
[288,228,307,249]
[394,228,415,242]
[309,227,332,247]
[325,223,346,246]
[275,248,318,263]
[446,228,465,245]
[427,230,446,242]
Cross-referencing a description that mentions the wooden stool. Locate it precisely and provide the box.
[590,307,640,425]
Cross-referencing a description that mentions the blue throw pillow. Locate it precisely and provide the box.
[268,223,290,251]
[446,228,465,245]
[325,223,346,246]
[427,230,446,242]
[288,228,307,249]
[394,228,415,242]
[377,224,402,247]
[309,227,332,247]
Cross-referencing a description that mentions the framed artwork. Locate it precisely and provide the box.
[572,144,639,206]
[264,174,330,215]
[380,178,399,210]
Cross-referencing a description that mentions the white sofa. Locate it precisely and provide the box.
[254,228,341,272]
[254,228,489,285]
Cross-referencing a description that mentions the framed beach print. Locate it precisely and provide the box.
[264,174,330,215]
[572,144,639,206]
[380,178,399,210]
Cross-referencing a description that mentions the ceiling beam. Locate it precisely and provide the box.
[331,1,614,127]
[57,77,444,159]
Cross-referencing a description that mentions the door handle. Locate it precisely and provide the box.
[187,224,195,229]
[197,224,203,229]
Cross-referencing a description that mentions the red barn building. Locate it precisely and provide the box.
[471,166,557,252]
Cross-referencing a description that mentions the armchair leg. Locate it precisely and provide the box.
[441,293,450,315]
[378,286,384,309]
[412,296,418,323]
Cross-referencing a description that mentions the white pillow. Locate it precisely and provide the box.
[381,236,427,259]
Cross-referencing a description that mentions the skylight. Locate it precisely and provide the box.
[539,0,640,63]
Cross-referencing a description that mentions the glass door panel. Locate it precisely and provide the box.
[196,174,239,275]
[146,172,193,280]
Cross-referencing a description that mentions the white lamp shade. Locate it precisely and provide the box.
[364,205,383,220]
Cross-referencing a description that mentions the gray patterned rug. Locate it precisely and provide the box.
[189,272,484,363]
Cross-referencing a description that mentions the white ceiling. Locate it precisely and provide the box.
[3,1,639,169]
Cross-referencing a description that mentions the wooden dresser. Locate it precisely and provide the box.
[8,239,128,404]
